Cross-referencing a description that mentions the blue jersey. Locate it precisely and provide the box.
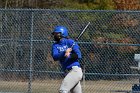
[51,38,82,71]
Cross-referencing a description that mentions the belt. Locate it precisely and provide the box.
[67,65,80,71]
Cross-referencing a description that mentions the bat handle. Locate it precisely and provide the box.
[71,38,78,48]
[71,42,75,48]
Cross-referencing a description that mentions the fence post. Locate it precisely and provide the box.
[28,10,34,93]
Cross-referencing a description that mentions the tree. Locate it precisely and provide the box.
[113,0,140,10]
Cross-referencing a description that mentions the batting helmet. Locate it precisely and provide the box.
[52,26,68,37]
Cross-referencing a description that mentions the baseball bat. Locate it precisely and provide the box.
[64,22,90,62]
[71,22,90,48]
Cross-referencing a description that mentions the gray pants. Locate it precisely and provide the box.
[59,66,83,93]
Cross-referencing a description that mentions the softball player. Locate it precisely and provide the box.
[51,26,83,93]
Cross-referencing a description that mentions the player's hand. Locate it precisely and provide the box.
[65,48,72,57]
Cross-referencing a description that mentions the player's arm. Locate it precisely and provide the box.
[64,48,78,63]
[51,44,65,61]
[67,39,82,59]
[71,42,82,59]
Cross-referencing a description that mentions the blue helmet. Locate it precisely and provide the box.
[53,26,68,37]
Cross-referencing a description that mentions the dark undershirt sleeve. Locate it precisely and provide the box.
[70,53,78,60]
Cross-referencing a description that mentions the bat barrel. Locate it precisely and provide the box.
[76,22,90,40]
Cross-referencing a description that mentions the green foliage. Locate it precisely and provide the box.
[52,0,89,10]
[64,0,116,10]
[94,0,115,10]
[0,0,116,10]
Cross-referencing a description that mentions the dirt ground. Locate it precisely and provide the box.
[0,79,139,93]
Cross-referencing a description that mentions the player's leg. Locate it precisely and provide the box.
[59,66,83,93]
[70,81,82,93]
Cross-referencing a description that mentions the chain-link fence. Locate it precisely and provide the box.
[0,9,140,93]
